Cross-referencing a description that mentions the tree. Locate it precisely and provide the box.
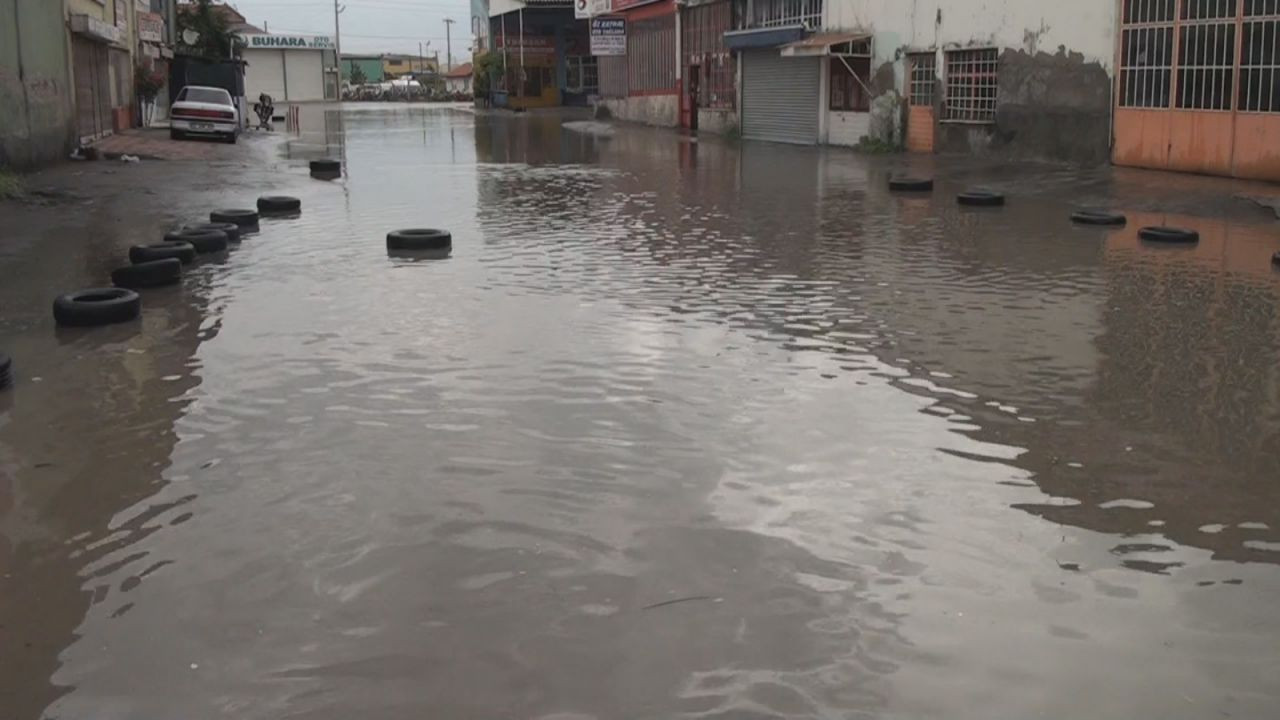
[348,63,368,86]
[177,0,238,60]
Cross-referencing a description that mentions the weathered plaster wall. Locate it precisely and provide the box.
[1,0,75,169]
[698,108,737,135]
[824,0,1117,163]
[827,110,870,146]
[600,95,679,127]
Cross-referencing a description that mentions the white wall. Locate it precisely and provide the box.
[824,0,1116,72]
[243,49,286,102]
[489,0,524,17]
[827,110,870,146]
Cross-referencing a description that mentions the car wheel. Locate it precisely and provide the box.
[53,288,142,327]
[226,133,238,144]
[111,258,182,289]
[164,228,229,254]
[170,129,184,141]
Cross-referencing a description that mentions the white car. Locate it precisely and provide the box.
[170,86,240,143]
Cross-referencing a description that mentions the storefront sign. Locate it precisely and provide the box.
[243,34,335,50]
[575,0,611,20]
[590,17,625,56]
[138,12,164,43]
[70,14,124,44]
[610,0,663,10]
[494,34,557,54]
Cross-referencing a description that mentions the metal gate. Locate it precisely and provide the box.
[742,49,819,144]
[71,36,111,142]
[1114,0,1280,180]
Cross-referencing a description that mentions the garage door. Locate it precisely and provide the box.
[742,49,819,144]
[71,36,111,142]
[285,51,325,101]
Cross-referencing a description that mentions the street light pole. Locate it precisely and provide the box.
[334,1,345,90]
[443,18,455,72]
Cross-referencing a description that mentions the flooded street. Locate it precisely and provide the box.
[2,104,1280,719]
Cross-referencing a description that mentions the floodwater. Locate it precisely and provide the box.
[2,104,1280,720]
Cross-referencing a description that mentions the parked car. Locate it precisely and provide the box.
[170,86,240,144]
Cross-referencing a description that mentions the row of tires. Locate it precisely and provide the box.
[883,175,1275,251]
[52,196,302,328]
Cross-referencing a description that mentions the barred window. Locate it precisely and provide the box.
[751,0,822,30]
[629,15,676,94]
[1241,5,1280,111]
[909,53,936,107]
[829,57,871,112]
[1176,20,1236,110]
[944,48,997,123]
[683,1,735,109]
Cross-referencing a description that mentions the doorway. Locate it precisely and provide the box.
[906,52,936,153]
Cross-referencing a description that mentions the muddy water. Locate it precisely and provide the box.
[2,104,1280,719]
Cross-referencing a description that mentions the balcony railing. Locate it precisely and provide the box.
[752,0,823,30]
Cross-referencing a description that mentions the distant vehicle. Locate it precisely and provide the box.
[170,86,240,144]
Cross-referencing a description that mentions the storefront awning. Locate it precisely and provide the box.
[723,25,807,52]
[780,32,872,57]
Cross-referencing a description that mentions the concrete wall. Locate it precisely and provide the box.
[600,94,679,127]
[827,110,871,146]
[698,108,737,135]
[1,0,75,169]
[824,0,1117,163]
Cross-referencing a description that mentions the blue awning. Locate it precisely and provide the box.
[723,25,807,51]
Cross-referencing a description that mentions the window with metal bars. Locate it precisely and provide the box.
[944,48,997,123]
[1182,0,1237,19]
[1241,4,1280,111]
[683,1,735,109]
[628,15,676,94]
[1119,0,1175,108]
[909,53,936,107]
[829,57,871,111]
[1176,19,1236,110]
[751,0,822,30]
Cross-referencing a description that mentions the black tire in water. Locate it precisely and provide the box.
[1273,251,1280,266]
[112,258,182,289]
[53,288,141,327]
[130,241,197,265]
[889,177,933,192]
[1071,210,1127,226]
[258,195,301,214]
[957,191,1006,207]
[165,228,229,254]
[1138,226,1199,244]
[310,159,340,173]
[387,228,452,250]
[186,221,242,243]
[0,351,11,390]
[210,208,260,227]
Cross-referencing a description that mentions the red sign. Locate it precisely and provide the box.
[610,0,665,11]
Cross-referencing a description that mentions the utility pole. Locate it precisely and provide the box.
[334,1,346,88]
[443,18,455,72]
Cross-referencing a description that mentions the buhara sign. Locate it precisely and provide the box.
[243,34,335,50]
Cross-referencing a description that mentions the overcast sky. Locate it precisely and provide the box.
[227,0,475,62]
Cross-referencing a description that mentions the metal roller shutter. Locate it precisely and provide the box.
[742,49,819,144]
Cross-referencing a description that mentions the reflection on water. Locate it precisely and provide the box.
[1,104,1278,720]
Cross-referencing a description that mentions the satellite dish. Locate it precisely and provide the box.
[182,28,200,45]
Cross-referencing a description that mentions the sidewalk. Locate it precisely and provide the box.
[90,128,244,161]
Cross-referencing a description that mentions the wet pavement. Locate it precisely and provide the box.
[2,103,1280,720]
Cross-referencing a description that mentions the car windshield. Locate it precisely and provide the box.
[179,88,230,104]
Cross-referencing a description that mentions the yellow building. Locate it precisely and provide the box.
[382,54,438,79]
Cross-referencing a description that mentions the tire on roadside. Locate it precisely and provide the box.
[310,159,340,173]
[258,195,301,214]
[130,241,197,265]
[387,228,452,250]
[1138,226,1199,244]
[112,258,182,289]
[165,228,229,254]
[957,191,1005,207]
[0,351,11,390]
[1071,210,1127,226]
[53,288,141,327]
[1273,251,1280,266]
[186,221,242,243]
[889,177,933,192]
[210,208,260,227]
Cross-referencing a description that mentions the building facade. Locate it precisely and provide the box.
[1,0,76,168]
[241,33,338,102]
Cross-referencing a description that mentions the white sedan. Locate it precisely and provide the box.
[170,86,240,143]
